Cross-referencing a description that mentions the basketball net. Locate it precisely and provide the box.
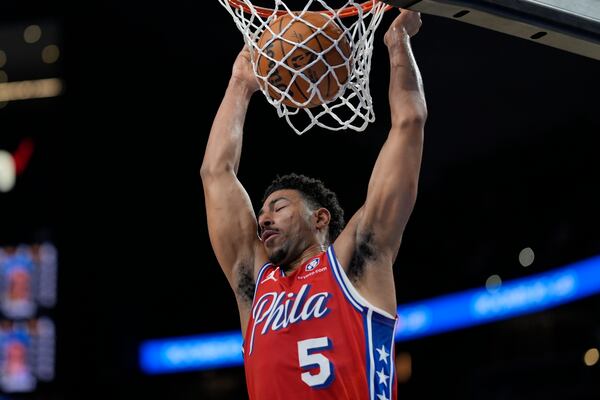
[219,0,389,134]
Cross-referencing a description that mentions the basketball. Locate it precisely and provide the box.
[256,12,351,108]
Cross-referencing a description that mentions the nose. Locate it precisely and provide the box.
[257,213,273,240]
[258,211,273,232]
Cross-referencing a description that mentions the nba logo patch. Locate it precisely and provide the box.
[305,258,320,271]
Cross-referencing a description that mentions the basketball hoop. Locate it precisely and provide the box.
[227,0,387,18]
[219,0,392,134]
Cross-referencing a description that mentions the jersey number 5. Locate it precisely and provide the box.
[297,337,334,388]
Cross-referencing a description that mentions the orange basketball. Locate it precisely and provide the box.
[256,12,351,108]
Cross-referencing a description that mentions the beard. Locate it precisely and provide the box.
[268,245,288,266]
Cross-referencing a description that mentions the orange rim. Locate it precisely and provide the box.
[226,0,392,18]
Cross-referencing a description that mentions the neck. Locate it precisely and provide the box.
[283,243,327,273]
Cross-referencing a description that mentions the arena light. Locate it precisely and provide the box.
[485,274,502,293]
[519,247,535,267]
[0,78,63,102]
[0,150,16,192]
[0,138,35,193]
[140,254,600,374]
[140,331,243,374]
[584,348,599,367]
[395,255,600,341]
[23,25,42,44]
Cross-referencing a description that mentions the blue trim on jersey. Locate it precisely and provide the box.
[253,262,272,299]
[327,246,364,313]
[365,310,375,400]
[327,246,397,324]
[387,322,397,399]
[369,311,396,400]
[371,311,397,328]
[327,245,397,398]
[245,262,273,356]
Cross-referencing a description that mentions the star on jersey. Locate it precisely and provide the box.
[376,345,390,364]
[376,367,389,386]
[375,344,391,399]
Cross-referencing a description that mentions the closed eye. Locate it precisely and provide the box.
[275,206,286,212]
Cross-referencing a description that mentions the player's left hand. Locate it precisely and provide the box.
[384,9,422,48]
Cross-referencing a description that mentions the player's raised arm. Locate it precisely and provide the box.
[336,10,426,275]
[360,10,426,259]
[200,47,264,304]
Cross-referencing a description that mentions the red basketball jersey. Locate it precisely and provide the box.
[243,245,398,400]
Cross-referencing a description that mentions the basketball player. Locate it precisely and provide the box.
[201,9,426,400]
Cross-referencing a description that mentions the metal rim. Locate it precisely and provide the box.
[226,0,391,18]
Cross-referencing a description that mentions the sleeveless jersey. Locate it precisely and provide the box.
[243,245,398,400]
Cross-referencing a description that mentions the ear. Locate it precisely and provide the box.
[314,208,331,231]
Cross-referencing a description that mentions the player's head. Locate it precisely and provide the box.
[258,173,344,266]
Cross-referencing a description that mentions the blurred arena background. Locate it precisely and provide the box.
[0,0,599,399]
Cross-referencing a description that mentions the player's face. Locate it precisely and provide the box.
[258,189,316,266]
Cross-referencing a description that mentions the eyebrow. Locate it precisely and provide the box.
[257,196,289,217]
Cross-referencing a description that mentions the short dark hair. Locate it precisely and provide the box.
[262,173,345,242]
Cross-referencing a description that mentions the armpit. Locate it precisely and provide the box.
[236,264,256,305]
[348,231,377,283]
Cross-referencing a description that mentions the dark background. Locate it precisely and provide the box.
[1,0,599,398]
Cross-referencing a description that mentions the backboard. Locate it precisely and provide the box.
[388,0,600,60]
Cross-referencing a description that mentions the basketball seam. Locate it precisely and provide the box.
[258,29,274,97]
[281,16,310,105]
[307,18,330,107]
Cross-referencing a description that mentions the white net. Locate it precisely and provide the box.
[219,0,389,134]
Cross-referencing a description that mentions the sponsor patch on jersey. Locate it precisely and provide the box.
[305,258,320,271]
